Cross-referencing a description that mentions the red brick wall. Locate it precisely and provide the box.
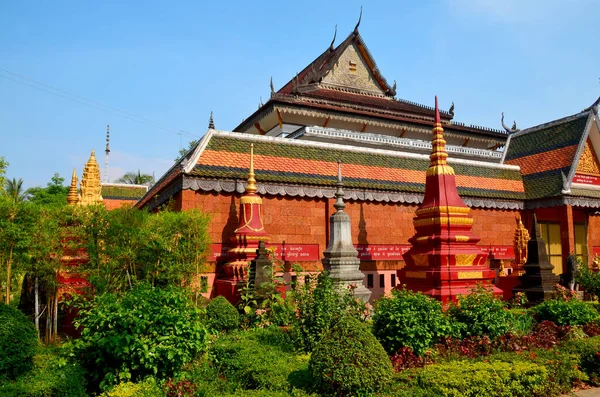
[471,208,522,247]
[588,214,600,248]
[104,198,136,210]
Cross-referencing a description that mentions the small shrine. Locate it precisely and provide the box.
[215,144,270,302]
[513,215,558,304]
[322,161,372,302]
[399,97,501,302]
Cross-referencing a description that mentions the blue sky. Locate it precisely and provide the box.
[1,0,598,188]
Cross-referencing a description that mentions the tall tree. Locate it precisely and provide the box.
[116,170,154,185]
[176,140,198,162]
[26,173,69,206]
[6,178,26,202]
[0,157,8,196]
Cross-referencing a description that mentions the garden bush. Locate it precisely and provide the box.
[101,378,164,397]
[0,304,38,380]
[292,271,369,352]
[562,336,600,385]
[205,296,240,332]
[393,360,555,397]
[309,315,393,396]
[531,298,598,326]
[209,326,309,392]
[0,344,87,397]
[373,287,457,355]
[74,283,207,390]
[447,286,512,339]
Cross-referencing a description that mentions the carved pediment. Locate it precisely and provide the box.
[320,43,386,96]
[576,138,600,175]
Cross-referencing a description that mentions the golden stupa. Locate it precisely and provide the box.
[67,168,80,206]
[78,150,103,206]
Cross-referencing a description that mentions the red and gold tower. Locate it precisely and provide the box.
[215,144,270,302]
[399,97,500,302]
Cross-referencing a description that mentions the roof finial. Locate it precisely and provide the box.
[208,111,215,129]
[449,102,455,118]
[532,213,540,238]
[435,95,440,124]
[501,112,519,133]
[334,160,346,211]
[353,6,362,35]
[270,76,275,97]
[246,143,258,194]
[329,24,338,51]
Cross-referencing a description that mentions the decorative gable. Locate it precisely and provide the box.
[576,139,600,175]
[320,43,387,96]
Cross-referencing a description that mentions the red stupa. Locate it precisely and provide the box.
[215,143,269,302]
[399,97,501,302]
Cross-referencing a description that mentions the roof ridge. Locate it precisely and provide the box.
[511,110,590,137]
[211,130,521,171]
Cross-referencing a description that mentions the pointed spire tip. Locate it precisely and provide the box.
[434,96,440,124]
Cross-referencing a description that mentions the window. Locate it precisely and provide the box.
[367,274,374,288]
[574,223,588,265]
[391,273,396,287]
[379,274,385,288]
[539,223,562,275]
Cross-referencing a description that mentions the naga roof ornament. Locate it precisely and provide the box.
[501,112,519,133]
[353,7,362,35]
[328,24,337,52]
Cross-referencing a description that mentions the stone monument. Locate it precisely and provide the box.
[513,214,558,303]
[322,161,372,302]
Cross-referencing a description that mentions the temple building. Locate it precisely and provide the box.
[135,23,600,301]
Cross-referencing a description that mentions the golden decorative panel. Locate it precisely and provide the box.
[321,43,385,95]
[405,271,427,279]
[240,196,263,205]
[416,206,471,217]
[457,271,483,279]
[455,254,477,266]
[412,254,430,267]
[576,139,600,175]
[455,236,470,242]
[413,216,474,228]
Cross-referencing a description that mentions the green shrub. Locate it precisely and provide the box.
[209,326,309,392]
[448,286,512,339]
[484,349,586,393]
[292,272,370,352]
[531,298,598,326]
[206,296,240,332]
[372,287,457,355]
[562,336,600,384]
[0,304,38,380]
[576,260,600,300]
[507,309,535,336]
[100,378,164,397]
[309,315,393,396]
[74,283,207,390]
[393,360,554,397]
[0,344,87,397]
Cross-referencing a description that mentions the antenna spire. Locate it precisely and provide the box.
[104,124,110,183]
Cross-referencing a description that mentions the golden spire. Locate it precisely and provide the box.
[245,144,257,194]
[67,168,80,206]
[79,149,103,206]
[427,96,454,176]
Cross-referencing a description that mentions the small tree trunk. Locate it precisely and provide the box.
[53,292,58,342]
[34,276,40,336]
[45,296,51,342]
[5,246,13,305]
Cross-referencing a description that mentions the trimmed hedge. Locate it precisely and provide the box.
[0,304,37,380]
[309,316,393,396]
[531,299,599,326]
[206,296,240,333]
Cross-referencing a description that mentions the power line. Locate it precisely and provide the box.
[0,67,200,139]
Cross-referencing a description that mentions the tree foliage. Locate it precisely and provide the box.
[176,140,198,162]
[26,173,69,206]
[5,178,26,202]
[115,170,153,185]
[0,303,38,380]
[0,157,8,196]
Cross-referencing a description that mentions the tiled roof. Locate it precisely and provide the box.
[504,111,591,199]
[188,133,525,201]
[101,184,148,200]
